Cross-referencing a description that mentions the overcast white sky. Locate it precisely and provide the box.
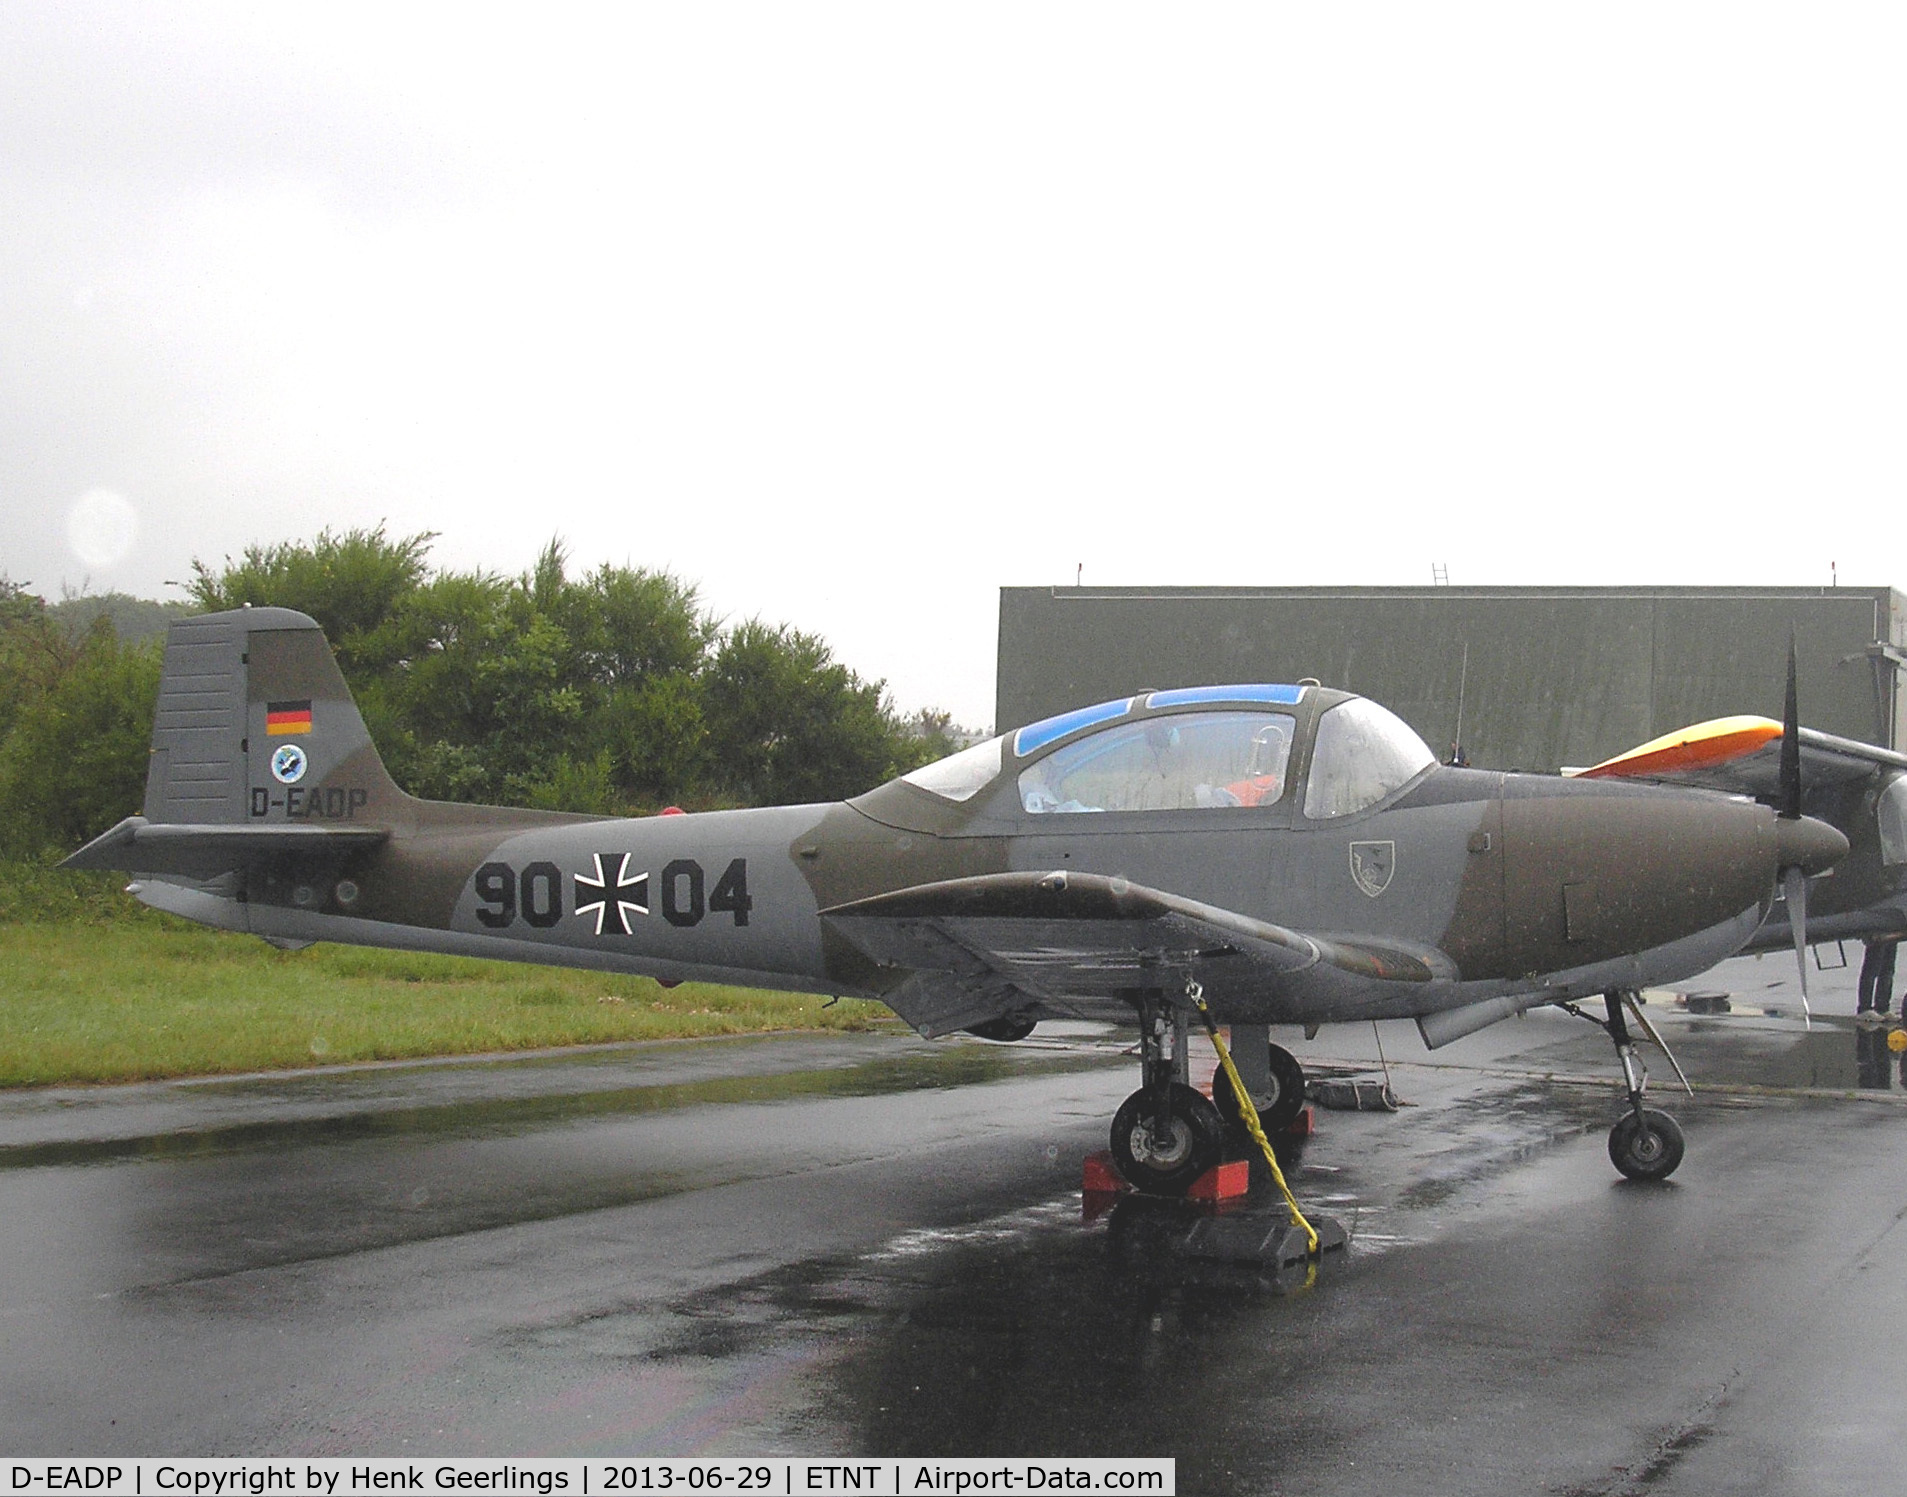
[4,4,1903,727]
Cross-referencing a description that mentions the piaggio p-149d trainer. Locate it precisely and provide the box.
[68,608,1848,1189]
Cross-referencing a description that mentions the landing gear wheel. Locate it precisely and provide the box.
[1212,1044,1307,1133]
[963,1015,1036,1042]
[1609,1108,1685,1181]
[1111,1082,1226,1195]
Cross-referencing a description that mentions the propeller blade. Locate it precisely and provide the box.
[1776,633,1813,1029]
[1783,863,1814,1029]
[1779,632,1801,821]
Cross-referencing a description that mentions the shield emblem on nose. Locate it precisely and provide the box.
[1349,840,1395,898]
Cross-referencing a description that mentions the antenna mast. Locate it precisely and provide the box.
[1451,642,1469,766]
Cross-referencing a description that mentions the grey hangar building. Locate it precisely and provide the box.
[995,585,1907,772]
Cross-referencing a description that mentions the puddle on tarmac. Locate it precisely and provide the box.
[1635,1012,1907,1093]
[0,1045,1117,1171]
[605,1187,1353,1465]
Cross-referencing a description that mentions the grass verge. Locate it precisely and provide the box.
[0,867,897,1088]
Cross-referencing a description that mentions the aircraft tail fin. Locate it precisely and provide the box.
[67,606,584,884]
[141,605,409,829]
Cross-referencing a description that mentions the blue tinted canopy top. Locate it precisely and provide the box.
[1012,698,1134,757]
[1011,685,1309,758]
[1143,684,1305,710]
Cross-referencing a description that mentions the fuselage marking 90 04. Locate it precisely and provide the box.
[473,856,752,936]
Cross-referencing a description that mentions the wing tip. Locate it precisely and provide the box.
[1579,716,1784,781]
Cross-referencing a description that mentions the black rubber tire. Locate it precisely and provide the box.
[1609,1108,1685,1181]
[963,1015,1037,1042]
[1110,1082,1227,1195]
[1213,1043,1307,1133]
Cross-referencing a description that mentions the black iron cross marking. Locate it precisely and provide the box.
[574,852,650,936]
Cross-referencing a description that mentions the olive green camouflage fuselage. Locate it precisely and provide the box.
[66,607,1850,1050]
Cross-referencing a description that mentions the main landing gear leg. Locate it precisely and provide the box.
[1213,1023,1308,1136]
[1110,991,1224,1196]
[1598,989,1685,1182]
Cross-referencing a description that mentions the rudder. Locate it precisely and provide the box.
[144,606,408,829]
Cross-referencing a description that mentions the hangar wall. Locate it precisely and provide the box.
[995,586,1907,773]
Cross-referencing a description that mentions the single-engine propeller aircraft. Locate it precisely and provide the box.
[68,609,1849,1190]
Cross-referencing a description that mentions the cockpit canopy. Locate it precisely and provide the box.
[1300,696,1439,819]
[895,685,1437,821]
[1018,709,1295,813]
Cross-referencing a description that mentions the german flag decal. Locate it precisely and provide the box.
[265,700,313,736]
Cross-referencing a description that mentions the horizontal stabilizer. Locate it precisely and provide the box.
[61,816,388,879]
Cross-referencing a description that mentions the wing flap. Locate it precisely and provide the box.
[823,871,1446,1036]
[62,816,388,879]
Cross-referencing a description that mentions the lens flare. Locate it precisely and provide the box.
[66,488,138,569]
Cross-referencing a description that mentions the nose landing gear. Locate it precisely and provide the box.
[1565,989,1689,1182]
[1609,1105,1685,1181]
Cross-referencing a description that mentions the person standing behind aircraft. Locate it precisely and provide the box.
[1856,935,1900,1018]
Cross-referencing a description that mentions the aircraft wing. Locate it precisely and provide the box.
[1572,716,1907,797]
[822,870,1448,1037]
[62,815,388,880]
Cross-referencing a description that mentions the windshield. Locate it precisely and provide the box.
[1018,711,1296,813]
[900,735,1006,802]
[1302,698,1435,819]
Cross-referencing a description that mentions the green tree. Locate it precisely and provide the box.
[169,528,940,815]
[522,749,623,816]
[701,620,922,805]
[365,569,570,802]
[904,708,974,764]
[579,562,716,686]
[47,592,188,646]
[0,622,162,856]
[0,579,68,748]
[600,672,709,807]
[187,524,434,674]
[354,545,721,811]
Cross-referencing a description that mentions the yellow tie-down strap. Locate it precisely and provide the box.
[1186,981,1320,1255]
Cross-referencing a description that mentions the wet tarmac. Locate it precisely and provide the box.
[4,953,1906,1495]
